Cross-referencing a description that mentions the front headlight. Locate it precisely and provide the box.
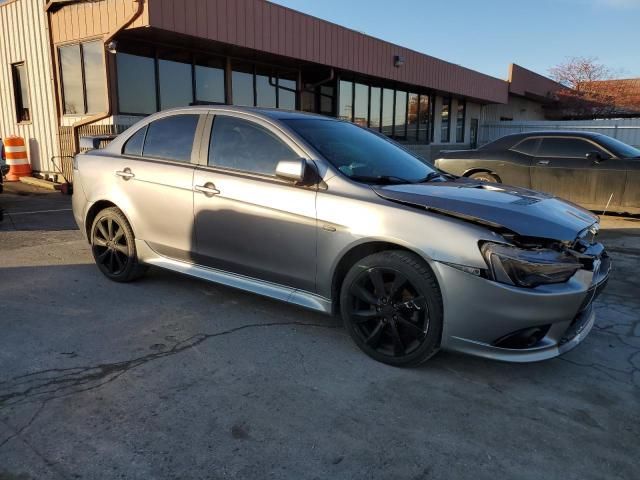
[481,242,580,288]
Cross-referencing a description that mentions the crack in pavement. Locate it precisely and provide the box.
[0,320,341,449]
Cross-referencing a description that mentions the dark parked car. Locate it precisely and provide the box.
[435,131,640,214]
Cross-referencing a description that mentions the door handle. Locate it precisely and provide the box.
[194,182,221,197]
[537,160,550,166]
[115,168,135,180]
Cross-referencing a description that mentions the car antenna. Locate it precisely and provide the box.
[594,192,614,242]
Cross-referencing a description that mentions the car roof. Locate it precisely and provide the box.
[482,130,605,150]
[158,105,334,122]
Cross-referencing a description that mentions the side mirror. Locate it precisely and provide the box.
[586,151,606,164]
[275,158,307,183]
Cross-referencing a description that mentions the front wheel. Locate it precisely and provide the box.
[90,207,147,282]
[340,251,443,367]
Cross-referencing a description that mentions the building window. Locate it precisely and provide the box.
[407,93,419,141]
[59,41,106,115]
[278,73,297,110]
[11,63,31,122]
[338,80,353,121]
[158,53,193,110]
[353,83,369,127]
[117,52,157,115]
[233,63,298,109]
[394,91,408,139]
[456,100,466,143]
[418,95,431,143]
[255,66,277,109]
[381,88,394,136]
[195,58,225,104]
[440,96,451,143]
[369,87,381,130]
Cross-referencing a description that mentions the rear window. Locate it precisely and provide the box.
[511,138,540,155]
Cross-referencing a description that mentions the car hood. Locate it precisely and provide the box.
[373,179,599,241]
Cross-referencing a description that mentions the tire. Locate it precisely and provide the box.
[90,207,147,282]
[469,171,500,183]
[340,250,443,367]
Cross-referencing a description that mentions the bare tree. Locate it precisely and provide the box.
[547,57,638,118]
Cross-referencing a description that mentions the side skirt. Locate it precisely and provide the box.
[136,240,333,314]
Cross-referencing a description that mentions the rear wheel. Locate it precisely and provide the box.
[90,207,147,282]
[340,250,443,367]
[469,171,500,183]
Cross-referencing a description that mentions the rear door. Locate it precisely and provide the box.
[530,136,626,209]
[114,113,204,261]
[192,113,318,292]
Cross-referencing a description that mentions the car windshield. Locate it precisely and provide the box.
[596,134,640,159]
[283,118,437,184]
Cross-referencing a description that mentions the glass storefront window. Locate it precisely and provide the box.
[278,73,297,110]
[381,88,394,136]
[319,85,334,115]
[354,83,369,127]
[440,97,451,143]
[418,95,431,143]
[407,93,419,141]
[369,87,381,130]
[117,52,157,115]
[195,60,225,104]
[256,74,277,108]
[456,100,466,143]
[232,65,255,106]
[338,80,353,121]
[159,59,193,109]
[394,90,407,139]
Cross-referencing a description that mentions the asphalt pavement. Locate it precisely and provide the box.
[0,182,638,480]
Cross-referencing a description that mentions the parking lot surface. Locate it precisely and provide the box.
[1,183,639,480]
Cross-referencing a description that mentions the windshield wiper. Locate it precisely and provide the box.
[417,171,448,183]
[349,175,413,185]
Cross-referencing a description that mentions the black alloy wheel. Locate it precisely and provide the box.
[90,207,147,282]
[340,251,443,366]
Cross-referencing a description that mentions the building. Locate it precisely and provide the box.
[1,0,561,177]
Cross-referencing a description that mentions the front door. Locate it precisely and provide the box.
[531,136,626,210]
[192,114,318,292]
[115,113,203,261]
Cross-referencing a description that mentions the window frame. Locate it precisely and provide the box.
[58,40,107,116]
[11,62,31,124]
[510,137,541,156]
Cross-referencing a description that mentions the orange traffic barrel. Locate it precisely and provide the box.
[4,136,32,181]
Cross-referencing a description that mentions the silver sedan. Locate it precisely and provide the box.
[72,106,610,366]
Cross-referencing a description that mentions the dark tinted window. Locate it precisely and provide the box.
[11,63,30,122]
[117,53,157,114]
[537,137,602,158]
[511,138,540,155]
[209,116,298,175]
[159,59,192,109]
[123,126,147,156]
[143,115,199,162]
[195,64,225,104]
[285,119,436,183]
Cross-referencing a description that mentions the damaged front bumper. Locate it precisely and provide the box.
[432,245,610,363]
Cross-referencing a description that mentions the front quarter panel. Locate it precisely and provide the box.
[315,177,503,299]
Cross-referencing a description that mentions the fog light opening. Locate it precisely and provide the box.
[492,325,551,349]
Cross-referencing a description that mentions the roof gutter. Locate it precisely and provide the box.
[63,0,145,154]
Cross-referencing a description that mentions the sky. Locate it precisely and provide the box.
[271,0,640,80]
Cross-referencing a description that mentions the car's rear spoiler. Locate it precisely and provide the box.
[79,135,118,151]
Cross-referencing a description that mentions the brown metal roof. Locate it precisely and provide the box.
[508,64,565,101]
[48,0,510,103]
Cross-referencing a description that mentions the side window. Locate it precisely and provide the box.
[123,126,147,156]
[511,138,540,155]
[208,116,298,176]
[537,138,602,158]
[142,114,200,162]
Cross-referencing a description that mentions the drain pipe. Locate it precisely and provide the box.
[47,0,145,154]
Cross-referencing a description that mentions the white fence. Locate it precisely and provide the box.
[479,118,640,148]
